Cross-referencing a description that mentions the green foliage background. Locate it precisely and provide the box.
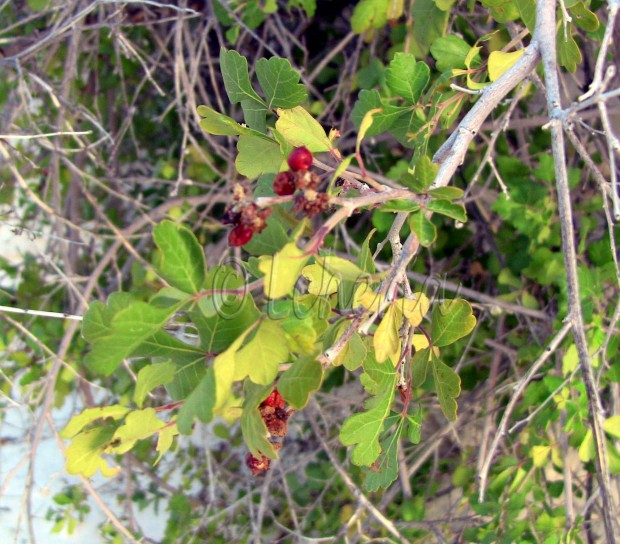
[1,1,619,542]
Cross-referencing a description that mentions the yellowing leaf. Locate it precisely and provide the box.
[531,445,551,468]
[398,293,430,327]
[106,408,166,454]
[374,303,401,364]
[603,415,620,440]
[155,423,178,465]
[275,106,332,152]
[258,242,309,299]
[233,319,289,384]
[412,334,430,351]
[357,108,384,153]
[302,263,340,295]
[65,427,120,478]
[61,405,130,439]
[430,299,476,347]
[355,284,385,312]
[488,49,525,82]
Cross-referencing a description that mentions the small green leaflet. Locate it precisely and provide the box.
[176,367,216,434]
[255,56,307,109]
[351,89,405,137]
[278,356,323,409]
[363,417,403,491]
[430,298,476,347]
[134,361,176,409]
[426,199,467,223]
[275,106,332,152]
[408,211,437,247]
[385,53,430,104]
[153,220,206,295]
[411,348,461,421]
[340,357,396,466]
[219,48,265,107]
[430,35,470,72]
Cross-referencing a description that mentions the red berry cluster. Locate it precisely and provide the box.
[222,184,271,247]
[244,388,293,476]
[272,147,330,217]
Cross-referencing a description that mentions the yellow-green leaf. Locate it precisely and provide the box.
[65,427,120,478]
[61,405,130,439]
[488,49,525,82]
[430,299,476,347]
[258,242,309,299]
[397,293,430,327]
[302,263,340,296]
[374,303,401,363]
[275,106,331,152]
[357,108,384,153]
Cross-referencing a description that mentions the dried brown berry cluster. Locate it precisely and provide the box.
[272,147,330,217]
[244,388,293,476]
[222,183,272,247]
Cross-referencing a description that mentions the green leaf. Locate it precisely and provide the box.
[134,361,176,408]
[302,263,340,296]
[569,2,599,33]
[241,381,279,459]
[153,220,206,294]
[65,427,120,478]
[414,155,438,191]
[411,349,461,420]
[275,106,332,152]
[363,418,403,491]
[84,299,182,376]
[189,265,260,354]
[155,424,179,464]
[428,186,464,200]
[258,242,310,299]
[236,134,283,177]
[426,199,467,222]
[408,211,437,247]
[106,408,166,454]
[255,57,308,109]
[557,23,582,73]
[514,0,536,32]
[61,405,130,439]
[243,215,290,256]
[233,319,289,384]
[385,53,430,103]
[197,105,244,136]
[219,48,265,106]
[287,0,317,17]
[351,0,389,33]
[430,35,471,72]
[241,99,268,133]
[357,229,377,274]
[334,327,367,370]
[177,368,216,434]
[430,299,476,347]
[340,360,397,466]
[410,0,450,58]
[406,408,422,443]
[351,90,406,137]
[278,356,323,409]
[488,50,525,82]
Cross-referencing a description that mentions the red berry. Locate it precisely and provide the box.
[273,171,296,196]
[287,146,313,172]
[261,389,286,409]
[245,452,270,475]
[228,224,253,247]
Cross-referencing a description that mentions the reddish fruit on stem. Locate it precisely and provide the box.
[273,171,297,196]
[261,389,286,409]
[287,146,313,172]
[228,224,254,247]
